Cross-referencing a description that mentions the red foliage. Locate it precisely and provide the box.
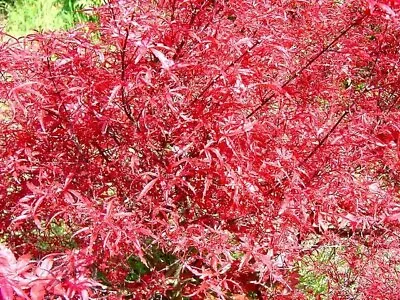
[1,0,400,298]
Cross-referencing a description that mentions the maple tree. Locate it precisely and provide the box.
[1,0,400,298]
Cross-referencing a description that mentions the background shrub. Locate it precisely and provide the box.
[2,0,102,36]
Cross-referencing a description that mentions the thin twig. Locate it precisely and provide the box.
[190,34,260,106]
[247,14,367,118]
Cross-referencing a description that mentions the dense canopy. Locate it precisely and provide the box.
[1,0,400,298]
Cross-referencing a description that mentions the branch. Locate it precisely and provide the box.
[299,109,349,167]
[120,12,137,125]
[191,38,261,104]
[264,106,351,198]
[246,14,367,118]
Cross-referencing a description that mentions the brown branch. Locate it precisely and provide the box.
[191,38,261,105]
[385,94,400,114]
[246,14,367,118]
[264,107,351,197]
[300,110,349,167]
[93,141,111,163]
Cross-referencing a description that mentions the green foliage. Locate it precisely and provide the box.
[93,267,112,286]
[298,268,329,299]
[126,256,150,282]
[5,0,71,36]
[297,248,336,299]
[3,0,103,36]
[35,220,78,252]
[231,250,244,260]
[297,246,357,299]
[59,0,103,23]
